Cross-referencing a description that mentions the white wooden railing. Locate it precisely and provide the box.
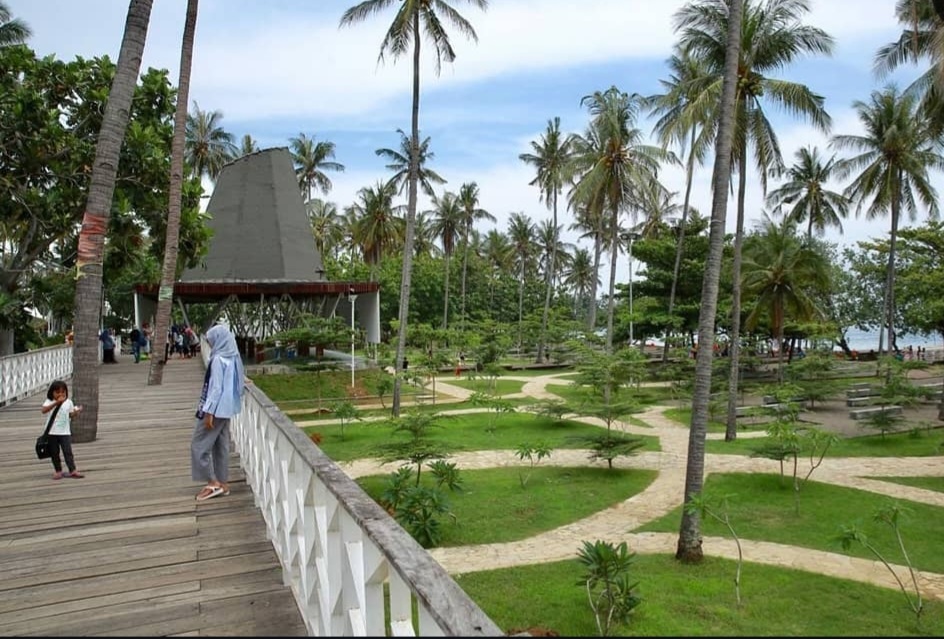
[0,344,72,406]
[202,343,504,636]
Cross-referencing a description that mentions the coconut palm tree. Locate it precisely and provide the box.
[185,102,236,181]
[289,133,344,202]
[71,0,153,442]
[676,0,742,565]
[340,0,487,416]
[0,1,30,46]
[428,191,462,329]
[376,128,447,199]
[519,117,574,363]
[675,0,834,441]
[647,50,714,361]
[874,0,944,133]
[347,180,405,281]
[482,228,512,315]
[766,145,849,239]
[148,0,198,387]
[507,212,536,353]
[571,86,670,354]
[238,133,258,156]
[456,181,494,331]
[563,246,596,321]
[307,198,343,261]
[741,214,830,382]
[568,201,606,332]
[831,86,944,356]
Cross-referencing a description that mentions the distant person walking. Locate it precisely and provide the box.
[192,325,246,501]
[40,380,85,480]
[99,327,117,363]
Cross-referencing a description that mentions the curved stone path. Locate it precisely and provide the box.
[336,372,944,600]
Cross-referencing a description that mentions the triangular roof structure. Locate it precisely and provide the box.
[134,146,380,344]
[180,147,325,283]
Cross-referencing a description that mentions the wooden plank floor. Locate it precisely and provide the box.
[0,356,306,637]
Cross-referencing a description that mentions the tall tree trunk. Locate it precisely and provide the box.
[663,129,698,363]
[149,0,197,386]
[605,205,619,354]
[587,232,603,331]
[517,262,525,353]
[535,191,559,363]
[724,146,748,441]
[881,171,901,357]
[460,223,470,333]
[391,15,421,417]
[676,0,741,564]
[71,0,153,443]
[442,252,451,330]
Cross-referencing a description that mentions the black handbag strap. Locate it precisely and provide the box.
[41,402,63,437]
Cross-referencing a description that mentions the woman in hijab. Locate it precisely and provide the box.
[192,324,246,501]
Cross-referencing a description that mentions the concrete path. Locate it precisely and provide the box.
[337,372,944,600]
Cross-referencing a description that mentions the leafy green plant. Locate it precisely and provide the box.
[836,502,923,625]
[575,539,641,636]
[515,442,551,488]
[427,459,463,492]
[372,373,394,408]
[469,391,516,434]
[332,400,361,441]
[377,410,452,486]
[685,492,743,606]
[396,485,452,548]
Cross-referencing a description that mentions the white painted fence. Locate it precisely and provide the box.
[205,344,504,636]
[0,344,72,406]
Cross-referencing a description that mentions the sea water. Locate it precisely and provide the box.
[841,329,943,353]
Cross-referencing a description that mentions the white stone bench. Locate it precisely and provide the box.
[846,396,875,407]
[846,387,876,399]
[849,405,902,420]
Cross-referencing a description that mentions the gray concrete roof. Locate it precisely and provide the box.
[180,147,325,283]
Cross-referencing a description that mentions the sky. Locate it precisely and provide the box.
[13,0,933,285]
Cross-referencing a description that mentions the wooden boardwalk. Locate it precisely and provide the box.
[0,356,305,636]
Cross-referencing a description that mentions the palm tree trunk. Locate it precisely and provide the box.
[460,221,473,333]
[663,130,698,363]
[535,190,559,363]
[588,233,603,331]
[605,205,619,354]
[724,147,748,441]
[71,0,153,443]
[517,262,525,354]
[149,0,197,386]
[442,252,451,330]
[677,0,741,563]
[392,14,422,418]
[883,173,902,357]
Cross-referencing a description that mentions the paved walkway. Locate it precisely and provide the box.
[335,372,944,601]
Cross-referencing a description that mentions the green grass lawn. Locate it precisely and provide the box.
[546,382,681,407]
[456,553,944,636]
[637,472,944,574]
[439,377,525,395]
[356,466,656,546]
[305,411,661,462]
[874,476,944,493]
[702,426,944,458]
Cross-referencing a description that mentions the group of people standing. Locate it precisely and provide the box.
[41,323,247,504]
[166,323,200,361]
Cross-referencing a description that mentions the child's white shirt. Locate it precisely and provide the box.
[42,398,74,436]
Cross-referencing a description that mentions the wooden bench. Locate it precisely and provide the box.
[734,405,762,418]
[849,405,902,420]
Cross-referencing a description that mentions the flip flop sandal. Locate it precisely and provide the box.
[196,485,224,501]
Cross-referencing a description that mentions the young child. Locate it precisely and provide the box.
[40,380,85,480]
